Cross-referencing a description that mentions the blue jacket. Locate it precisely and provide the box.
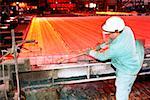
[89,26,144,75]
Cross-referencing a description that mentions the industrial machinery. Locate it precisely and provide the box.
[1,47,150,99]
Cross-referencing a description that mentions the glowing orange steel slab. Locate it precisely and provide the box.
[19,16,150,65]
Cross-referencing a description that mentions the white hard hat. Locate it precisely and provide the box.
[102,16,125,33]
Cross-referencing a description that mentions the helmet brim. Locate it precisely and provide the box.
[102,24,114,33]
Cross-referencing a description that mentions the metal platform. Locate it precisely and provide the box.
[16,60,150,91]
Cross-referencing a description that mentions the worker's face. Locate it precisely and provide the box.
[102,31,119,42]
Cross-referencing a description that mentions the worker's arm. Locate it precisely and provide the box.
[95,39,112,51]
[88,45,116,61]
[95,42,108,51]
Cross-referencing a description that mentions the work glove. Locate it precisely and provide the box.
[95,43,107,51]
[85,48,92,55]
[95,45,102,51]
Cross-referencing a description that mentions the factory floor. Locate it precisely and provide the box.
[59,75,150,100]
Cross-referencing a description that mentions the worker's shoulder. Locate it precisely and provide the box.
[124,26,132,32]
[122,26,134,37]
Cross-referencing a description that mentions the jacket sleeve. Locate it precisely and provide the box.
[95,42,107,51]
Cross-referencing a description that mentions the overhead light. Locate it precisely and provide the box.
[16,2,19,5]
[89,3,96,8]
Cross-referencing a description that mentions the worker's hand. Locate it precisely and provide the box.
[95,45,102,51]
[85,48,92,55]
[95,41,110,51]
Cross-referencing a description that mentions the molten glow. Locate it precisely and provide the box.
[20,17,103,57]
[19,16,150,65]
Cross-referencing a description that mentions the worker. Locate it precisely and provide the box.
[86,16,144,100]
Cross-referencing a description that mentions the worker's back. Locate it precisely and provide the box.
[110,26,144,76]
